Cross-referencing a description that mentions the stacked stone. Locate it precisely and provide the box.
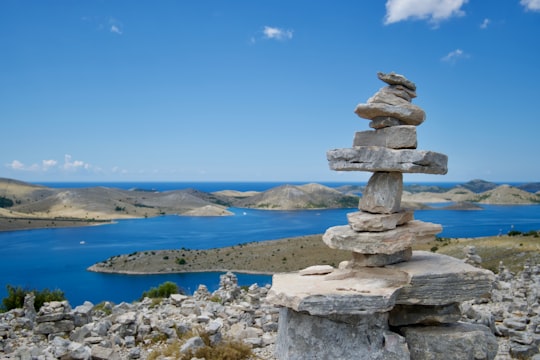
[324,71,446,267]
[268,72,498,360]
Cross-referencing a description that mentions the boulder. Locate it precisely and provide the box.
[400,322,498,360]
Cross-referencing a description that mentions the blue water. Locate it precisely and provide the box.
[1,182,539,307]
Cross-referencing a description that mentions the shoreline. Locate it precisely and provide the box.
[0,216,115,232]
[86,232,540,276]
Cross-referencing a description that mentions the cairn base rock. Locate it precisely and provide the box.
[275,308,410,360]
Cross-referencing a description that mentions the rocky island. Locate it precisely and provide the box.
[1,177,538,232]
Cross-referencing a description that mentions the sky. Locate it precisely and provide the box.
[1,0,539,184]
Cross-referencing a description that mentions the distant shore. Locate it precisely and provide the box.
[87,232,540,275]
[0,217,113,232]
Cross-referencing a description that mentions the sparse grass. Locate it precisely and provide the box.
[146,330,252,360]
[415,234,540,274]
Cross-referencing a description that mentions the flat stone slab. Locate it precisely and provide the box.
[327,147,448,174]
[323,220,442,254]
[268,252,495,316]
[389,251,495,306]
[355,102,425,126]
[347,210,414,232]
[267,267,408,315]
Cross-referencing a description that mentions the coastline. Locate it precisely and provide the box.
[0,216,115,232]
[87,233,540,276]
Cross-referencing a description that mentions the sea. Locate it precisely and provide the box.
[1,181,539,307]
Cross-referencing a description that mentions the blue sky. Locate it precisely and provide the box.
[1,0,539,183]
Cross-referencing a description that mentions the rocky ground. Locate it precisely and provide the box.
[2,261,540,359]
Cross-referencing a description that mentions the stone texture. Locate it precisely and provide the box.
[267,268,408,316]
[322,220,442,255]
[355,102,425,126]
[400,322,498,360]
[359,172,403,214]
[275,308,409,360]
[389,303,462,326]
[377,71,416,91]
[347,210,414,232]
[370,116,404,129]
[368,87,414,107]
[390,251,495,306]
[299,265,334,276]
[345,247,412,267]
[353,125,417,149]
[327,147,448,174]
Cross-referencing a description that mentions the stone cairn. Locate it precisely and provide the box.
[267,72,499,359]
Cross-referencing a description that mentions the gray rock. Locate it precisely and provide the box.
[354,125,417,149]
[91,345,120,360]
[180,336,205,353]
[359,172,403,214]
[34,320,75,335]
[268,267,407,316]
[377,72,416,91]
[323,221,442,255]
[347,210,414,232]
[355,102,425,126]
[389,251,495,306]
[275,307,409,360]
[367,87,413,106]
[327,147,448,174]
[370,116,404,129]
[401,322,498,360]
[346,247,412,267]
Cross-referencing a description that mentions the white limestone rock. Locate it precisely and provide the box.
[299,265,335,276]
[327,147,448,174]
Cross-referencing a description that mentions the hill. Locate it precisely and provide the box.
[1,177,539,231]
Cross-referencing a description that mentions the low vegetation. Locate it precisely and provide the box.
[1,285,65,312]
[139,281,183,301]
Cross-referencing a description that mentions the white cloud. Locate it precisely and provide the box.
[441,48,469,63]
[384,0,468,25]
[480,18,490,29]
[8,160,25,170]
[521,0,540,11]
[63,154,90,171]
[262,26,293,41]
[110,25,122,35]
[42,159,58,170]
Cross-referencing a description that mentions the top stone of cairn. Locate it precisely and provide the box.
[355,72,425,126]
[377,71,416,91]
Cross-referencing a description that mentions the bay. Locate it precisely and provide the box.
[1,181,539,307]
